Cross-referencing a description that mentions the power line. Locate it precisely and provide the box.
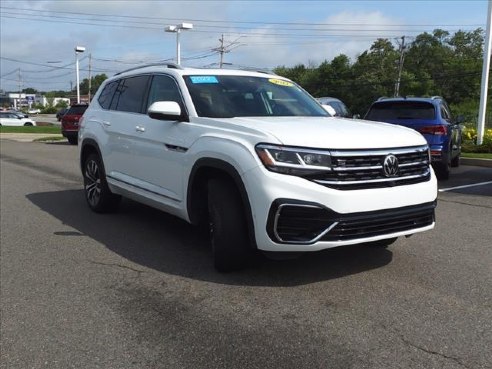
[0,6,484,28]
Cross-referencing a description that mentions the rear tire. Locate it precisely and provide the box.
[208,177,251,272]
[451,153,460,167]
[68,136,78,145]
[83,153,121,213]
[24,123,33,126]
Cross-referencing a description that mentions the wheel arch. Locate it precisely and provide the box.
[187,158,257,249]
[80,138,103,172]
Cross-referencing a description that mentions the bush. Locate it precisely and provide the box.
[41,106,58,114]
[461,126,492,153]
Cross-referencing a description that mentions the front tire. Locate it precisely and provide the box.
[83,153,121,213]
[208,178,251,272]
[434,158,450,180]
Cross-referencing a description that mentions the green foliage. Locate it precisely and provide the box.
[274,28,486,117]
[55,100,69,109]
[0,125,60,134]
[79,74,108,95]
[462,126,492,153]
[22,88,38,94]
[42,106,58,114]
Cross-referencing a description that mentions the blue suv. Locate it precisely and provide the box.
[364,96,462,180]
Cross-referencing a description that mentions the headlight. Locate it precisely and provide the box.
[255,144,332,176]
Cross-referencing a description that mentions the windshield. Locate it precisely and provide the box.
[67,105,88,115]
[184,75,328,118]
[366,101,435,121]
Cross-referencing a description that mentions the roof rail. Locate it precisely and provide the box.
[377,96,390,101]
[114,62,183,76]
[431,95,444,100]
[217,64,276,75]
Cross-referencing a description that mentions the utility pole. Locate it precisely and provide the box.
[477,0,492,145]
[212,35,243,68]
[88,53,92,102]
[16,68,21,109]
[394,36,406,97]
[218,34,225,68]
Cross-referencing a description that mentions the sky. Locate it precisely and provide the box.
[0,0,489,92]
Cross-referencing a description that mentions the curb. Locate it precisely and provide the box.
[0,133,64,142]
[461,157,492,168]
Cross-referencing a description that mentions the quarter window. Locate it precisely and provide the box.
[98,80,119,110]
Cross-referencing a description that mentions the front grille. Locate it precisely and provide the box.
[267,200,436,244]
[310,145,430,190]
[320,203,435,242]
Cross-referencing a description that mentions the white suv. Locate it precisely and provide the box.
[79,64,437,271]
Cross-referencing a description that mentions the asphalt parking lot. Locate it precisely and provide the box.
[1,139,491,369]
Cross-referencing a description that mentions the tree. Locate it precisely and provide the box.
[79,74,108,95]
[22,88,38,94]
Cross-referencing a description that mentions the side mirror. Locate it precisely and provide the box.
[455,115,465,124]
[352,114,361,119]
[148,101,185,121]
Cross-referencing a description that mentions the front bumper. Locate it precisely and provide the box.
[242,165,438,252]
[267,199,435,245]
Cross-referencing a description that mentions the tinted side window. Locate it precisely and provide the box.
[67,105,88,115]
[114,75,150,113]
[440,103,451,121]
[98,80,119,110]
[366,102,435,121]
[147,74,184,111]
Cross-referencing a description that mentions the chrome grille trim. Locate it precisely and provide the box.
[329,146,429,157]
[314,170,430,186]
[312,145,430,190]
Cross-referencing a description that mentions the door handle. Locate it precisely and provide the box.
[135,126,145,132]
[102,120,111,126]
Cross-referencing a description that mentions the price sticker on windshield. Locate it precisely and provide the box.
[190,76,219,84]
[268,78,293,87]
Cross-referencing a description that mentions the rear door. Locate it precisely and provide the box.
[100,75,152,184]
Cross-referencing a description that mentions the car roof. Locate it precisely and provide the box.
[373,96,444,105]
[316,97,343,103]
[112,63,279,80]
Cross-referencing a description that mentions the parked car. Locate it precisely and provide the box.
[0,111,36,126]
[316,97,351,117]
[79,64,437,272]
[7,110,29,118]
[56,108,68,121]
[364,96,462,180]
[28,108,41,114]
[61,104,88,144]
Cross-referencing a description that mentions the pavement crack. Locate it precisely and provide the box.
[438,197,492,209]
[88,260,146,275]
[400,336,471,369]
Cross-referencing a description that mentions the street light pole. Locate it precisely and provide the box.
[165,23,193,65]
[75,46,86,104]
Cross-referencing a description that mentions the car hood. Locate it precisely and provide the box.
[210,116,427,149]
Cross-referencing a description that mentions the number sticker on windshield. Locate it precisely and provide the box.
[190,76,219,84]
[268,78,293,87]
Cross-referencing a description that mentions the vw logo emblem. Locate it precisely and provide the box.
[383,155,399,177]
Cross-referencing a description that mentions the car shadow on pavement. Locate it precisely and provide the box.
[27,189,393,287]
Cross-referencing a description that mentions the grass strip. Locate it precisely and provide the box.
[0,126,60,134]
